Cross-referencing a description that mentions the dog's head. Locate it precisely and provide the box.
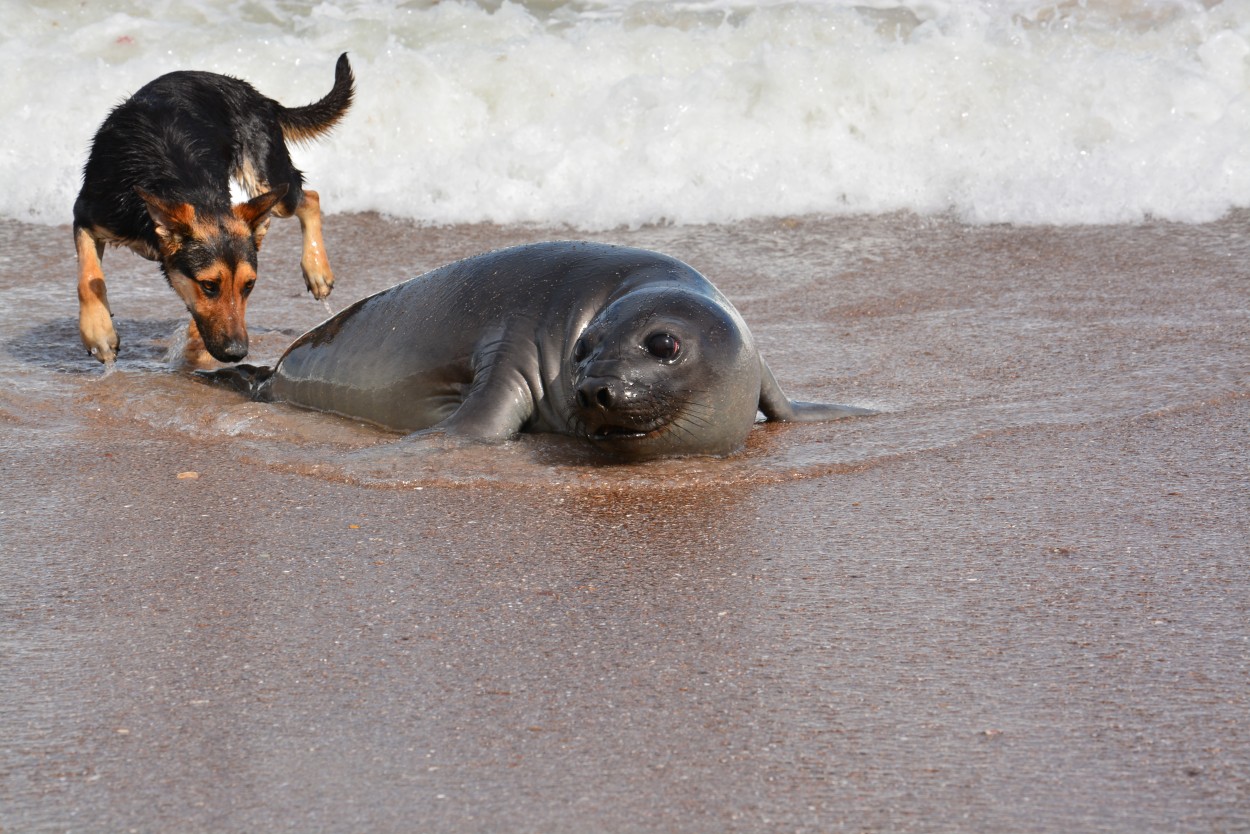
[137,184,288,363]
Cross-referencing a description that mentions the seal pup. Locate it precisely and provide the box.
[204,242,873,459]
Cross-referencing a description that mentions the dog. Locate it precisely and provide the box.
[73,53,355,365]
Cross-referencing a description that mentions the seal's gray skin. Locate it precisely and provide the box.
[209,242,873,459]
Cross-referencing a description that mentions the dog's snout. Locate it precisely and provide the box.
[211,337,249,363]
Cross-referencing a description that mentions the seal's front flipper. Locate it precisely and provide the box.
[757,358,875,422]
[415,350,537,443]
[194,363,276,400]
[420,398,529,444]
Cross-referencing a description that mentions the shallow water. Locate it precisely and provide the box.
[3,212,1245,489]
[4,213,1249,833]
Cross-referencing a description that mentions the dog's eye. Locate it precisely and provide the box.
[199,281,221,299]
[241,279,256,298]
[644,332,681,361]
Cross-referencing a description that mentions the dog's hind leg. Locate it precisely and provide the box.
[284,189,334,301]
[75,225,119,363]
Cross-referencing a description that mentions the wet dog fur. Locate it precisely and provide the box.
[73,53,355,365]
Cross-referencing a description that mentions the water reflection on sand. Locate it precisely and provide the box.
[3,213,1248,832]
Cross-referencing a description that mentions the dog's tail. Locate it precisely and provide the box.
[277,52,355,144]
[195,363,276,401]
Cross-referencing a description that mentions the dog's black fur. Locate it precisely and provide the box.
[73,53,354,364]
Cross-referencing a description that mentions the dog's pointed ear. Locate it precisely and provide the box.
[234,184,289,249]
[136,187,195,253]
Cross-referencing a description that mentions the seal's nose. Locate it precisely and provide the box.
[576,378,620,411]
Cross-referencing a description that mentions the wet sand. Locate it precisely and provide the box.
[3,212,1248,832]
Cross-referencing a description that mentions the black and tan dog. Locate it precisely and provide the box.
[73,53,355,365]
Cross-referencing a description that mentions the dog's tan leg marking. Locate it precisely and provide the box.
[75,226,119,363]
[293,190,334,300]
[182,319,215,368]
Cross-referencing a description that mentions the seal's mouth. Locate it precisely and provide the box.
[588,420,670,441]
[592,425,650,440]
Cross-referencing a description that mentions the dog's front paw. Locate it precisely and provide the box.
[80,310,120,363]
[303,261,335,300]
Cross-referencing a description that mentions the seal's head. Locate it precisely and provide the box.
[567,286,762,460]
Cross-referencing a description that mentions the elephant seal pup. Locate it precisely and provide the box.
[204,241,873,460]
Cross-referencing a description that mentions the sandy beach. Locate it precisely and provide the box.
[3,211,1247,832]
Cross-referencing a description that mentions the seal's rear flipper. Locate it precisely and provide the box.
[758,359,875,422]
[194,363,276,400]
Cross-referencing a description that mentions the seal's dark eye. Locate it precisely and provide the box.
[572,337,588,363]
[645,332,680,361]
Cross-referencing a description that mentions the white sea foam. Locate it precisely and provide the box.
[3,0,1248,228]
